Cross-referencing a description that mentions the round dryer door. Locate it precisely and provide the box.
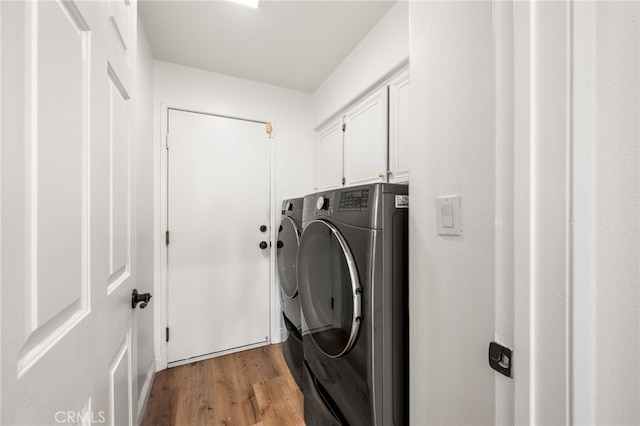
[297,219,361,358]
[277,216,300,298]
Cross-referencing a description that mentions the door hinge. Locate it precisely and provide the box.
[266,122,273,136]
[488,342,512,378]
[166,327,170,342]
[342,123,346,132]
[165,134,169,149]
[165,231,170,246]
[341,177,346,185]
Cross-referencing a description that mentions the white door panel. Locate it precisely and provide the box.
[167,109,271,364]
[344,87,388,186]
[107,66,132,290]
[108,0,131,50]
[316,118,344,190]
[389,70,410,183]
[18,0,91,353]
[1,1,137,424]
[109,333,133,426]
[103,1,136,424]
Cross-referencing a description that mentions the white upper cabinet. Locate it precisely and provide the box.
[316,117,344,190]
[343,87,389,187]
[314,68,409,191]
[388,70,410,183]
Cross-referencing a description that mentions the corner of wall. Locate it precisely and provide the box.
[408,1,496,424]
[311,0,409,127]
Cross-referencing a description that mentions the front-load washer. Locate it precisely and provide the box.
[297,183,409,425]
[276,197,304,389]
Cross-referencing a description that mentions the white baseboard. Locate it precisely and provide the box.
[167,340,270,368]
[155,353,167,372]
[137,358,156,425]
[272,328,287,344]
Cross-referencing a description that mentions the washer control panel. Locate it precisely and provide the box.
[339,189,369,212]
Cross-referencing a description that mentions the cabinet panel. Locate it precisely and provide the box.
[344,87,388,186]
[389,70,410,183]
[314,68,409,191]
[316,118,344,190]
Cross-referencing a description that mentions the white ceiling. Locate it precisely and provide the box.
[138,0,396,93]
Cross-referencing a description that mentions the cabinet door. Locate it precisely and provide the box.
[344,87,388,187]
[316,118,344,190]
[389,70,410,183]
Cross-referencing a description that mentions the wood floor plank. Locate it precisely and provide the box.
[262,376,305,426]
[230,348,264,423]
[141,365,177,426]
[269,344,301,395]
[142,343,304,426]
[252,380,272,418]
[212,354,239,425]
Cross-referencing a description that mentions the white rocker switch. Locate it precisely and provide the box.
[441,204,454,228]
[437,195,461,236]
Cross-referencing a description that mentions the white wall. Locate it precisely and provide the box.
[312,1,408,128]
[134,14,155,411]
[592,2,639,423]
[154,61,315,202]
[153,61,315,359]
[408,2,495,424]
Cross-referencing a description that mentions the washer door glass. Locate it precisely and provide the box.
[277,216,300,298]
[298,219,361,358]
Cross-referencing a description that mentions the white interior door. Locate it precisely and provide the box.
[1,0,137,424]
[167,109,271,365]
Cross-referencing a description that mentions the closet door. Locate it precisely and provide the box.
[343,87,388,187]
[316,118,344,190]
[1,1,138,424]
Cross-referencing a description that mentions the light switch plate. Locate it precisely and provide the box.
[437,195,461,236]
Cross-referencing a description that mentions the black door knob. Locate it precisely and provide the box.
[260,225,267,232]
[259,241,268,249]
[277,241,284,248]
[132,289,152,309]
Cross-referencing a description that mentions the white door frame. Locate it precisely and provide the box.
[509,1,587,424]
[154,102,277,370]
[570,1,597,423]
[494,1,595,423]
[493,1,515,424]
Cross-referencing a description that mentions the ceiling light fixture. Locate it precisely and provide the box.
[230,0,261,9]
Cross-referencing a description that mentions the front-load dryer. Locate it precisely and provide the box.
[297,183,409,425]
[277,197,304,389]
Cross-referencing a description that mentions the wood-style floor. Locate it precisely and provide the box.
[142,344,304,426]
